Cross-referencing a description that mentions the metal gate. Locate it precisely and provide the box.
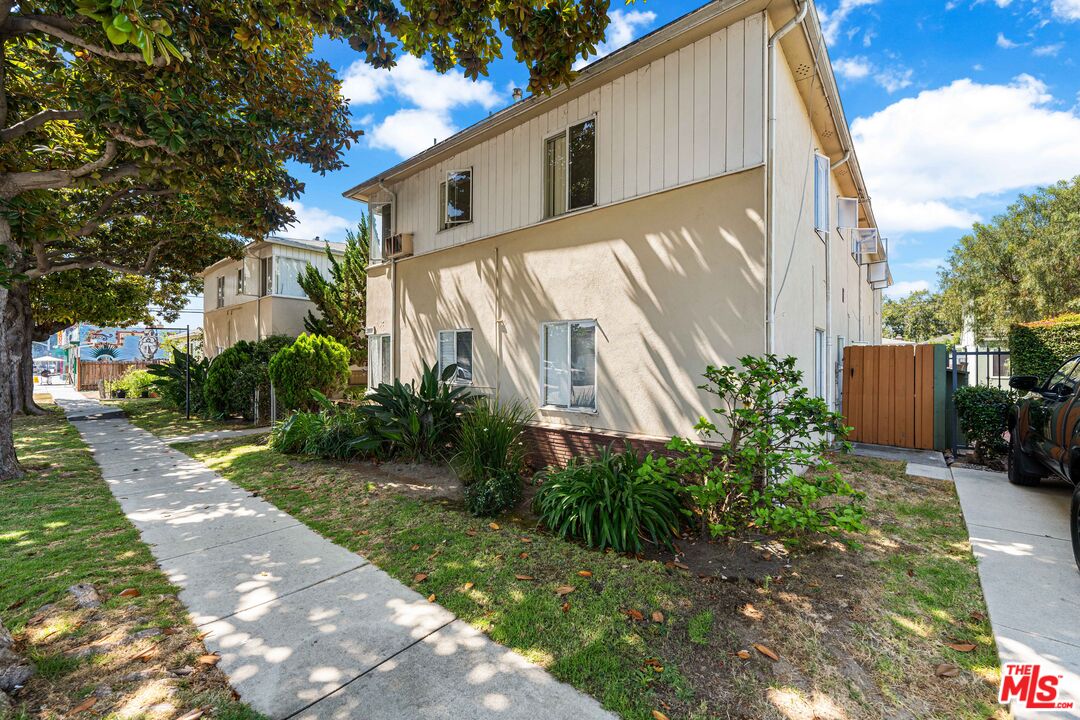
[842,344,937,450]
[948,346,1011,454]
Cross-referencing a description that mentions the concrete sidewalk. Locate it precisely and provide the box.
[952,466,1080,719]
[49,386,614,720]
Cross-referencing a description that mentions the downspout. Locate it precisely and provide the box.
[765,0,809,356]
[827,150,852,410]
[378,180,399,379]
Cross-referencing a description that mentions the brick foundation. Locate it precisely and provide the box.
[523,424,675,469]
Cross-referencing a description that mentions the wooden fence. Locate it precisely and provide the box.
[842,345,938,450]
[76,360,150,392]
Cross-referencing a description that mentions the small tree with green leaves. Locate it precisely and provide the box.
[648,356,864,539]
[298,220,369,367]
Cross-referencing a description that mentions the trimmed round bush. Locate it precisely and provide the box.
[954,384,1014,461]
[205,336,294,419]
[268,333,350,412]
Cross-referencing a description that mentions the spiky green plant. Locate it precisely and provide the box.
[452,397,532,516]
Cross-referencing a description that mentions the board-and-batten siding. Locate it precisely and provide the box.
[389,13,766,257]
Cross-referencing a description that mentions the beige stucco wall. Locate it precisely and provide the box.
[770,38,882,407]
[203,296,316,357]
[367,166,766,440]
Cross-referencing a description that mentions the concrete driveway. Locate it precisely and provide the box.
[952,466,1080,719]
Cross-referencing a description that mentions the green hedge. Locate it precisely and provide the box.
[1009,313,1080,380]
[268,333,350,412]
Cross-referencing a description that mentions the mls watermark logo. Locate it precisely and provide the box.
[999,664,1075,711]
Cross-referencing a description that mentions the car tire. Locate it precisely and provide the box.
[1008,428,1043,486]
[1070,485,1080,573]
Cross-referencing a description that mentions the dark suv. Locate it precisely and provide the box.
[1008,355,1080,565]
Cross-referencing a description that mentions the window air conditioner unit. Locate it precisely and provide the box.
[383,232,414,259]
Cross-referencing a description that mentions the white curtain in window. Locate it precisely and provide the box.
[274,257,309,298]
[542,323,570,407]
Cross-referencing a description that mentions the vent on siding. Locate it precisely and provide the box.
[794,63,814,80]
[835,166,849,178]
[821,129,834,139]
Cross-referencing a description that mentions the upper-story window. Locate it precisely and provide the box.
[545,119,596,218]
[260,257,272,297]
[813,153,830,237]
[438,169,472,231]
[370,202,392,262]
[236,268,245,296]
[215,276,225,308]
[274,257,308,298]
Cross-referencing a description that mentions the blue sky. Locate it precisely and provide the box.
[173,0,1080,324]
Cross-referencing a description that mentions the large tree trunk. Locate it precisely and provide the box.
[0,216,24,480]
[5,282,42,415]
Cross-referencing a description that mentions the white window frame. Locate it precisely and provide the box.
[815,328,826,399]
[814,153,830,239]
[543,116,597,219]
[236,267,245,296]
[215,276,225,309]
[259,256,272,297]
[368,334,392,387]
[438,168,473,232]
[539,319,598,413]
[369,201,393,264]
[437,328,474,385]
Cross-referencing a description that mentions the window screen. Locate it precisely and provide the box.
[545,119,595,218]
[438,329,473,384]
[541,321,596,411]
[439,170,472,230]
[814,154,830,235]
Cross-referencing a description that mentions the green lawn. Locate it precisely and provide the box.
[0,408,262,719]
[180,438,1006,720]
[107,397,255,437]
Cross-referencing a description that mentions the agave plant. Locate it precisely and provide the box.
[364,361,473,460]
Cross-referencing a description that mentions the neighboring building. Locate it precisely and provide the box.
[57,323,175,390]
[343,0,890,460]
[201,235,345,357]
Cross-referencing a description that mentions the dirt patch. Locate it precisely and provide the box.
[644,536,790,582]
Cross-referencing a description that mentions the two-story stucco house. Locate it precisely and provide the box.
[202,235,345,357]
[343,0,891,463]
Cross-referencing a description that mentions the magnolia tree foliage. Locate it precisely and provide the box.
[0,0,617,479]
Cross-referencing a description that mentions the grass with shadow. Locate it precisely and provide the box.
[0,407,263,719]
[180,439,1006,720]
[108,397,254,438]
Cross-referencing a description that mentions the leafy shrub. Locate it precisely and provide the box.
[954,384,1014,462]
[654,356,864,539]
[147,349,210,416]
[269,410,324,454]
[533,444,684,553]
[112,369,155,397]
[269,333,351,411]
[453,398,532,516]
[1009,314,1080,380]
[365,361,473,460]
[269,401,381,459]
[205,336,293,420]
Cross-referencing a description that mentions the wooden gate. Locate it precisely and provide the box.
[842,345,936,450]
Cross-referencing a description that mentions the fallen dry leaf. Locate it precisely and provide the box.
[133,649,155,662]
[463,582,475,591]
[162,627,180,636]
[555,585,575,596]
[736,650,751,660]
[935,663,961,678]
[969,611,987,622]
[118,588,141,598]
[427,594,436,602]
[196,631,210,641]
[518,552,529,559]
[489,522,500,530]
[644,658,664,673]
[520,537,532,543]
[673,561,690,570]
[410,544,420,551]
[69,697,97,714]
[465,529,477,537]
[753,643,779,661]
[175,710,206,720]
[652,711,670,720]
[197,654,221,666]
[577,570,593,578]
[946,641,977,653]
[515,574,535,581]
[651,611,665,623]
[560,601,570,613]
[625,609,644,621]
[413,573,428,583]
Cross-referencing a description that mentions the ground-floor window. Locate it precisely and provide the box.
[815,328,826,399]
[540,320,597,412]
[368,334,392,387]
[438,329,473,385]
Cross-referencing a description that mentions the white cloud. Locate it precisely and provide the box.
[283,201,353,241]
[573,9,657,70]
[885,280,931,299]
[1052,0,1080,21]
[817,0,881,44]
[996,32,1019,48]
[368,108,458,158]
[874,66,914,93]
[835,57,873,80]
[339,62,392,105]
[1033,42,1065,56]
[852,75,1080,233]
